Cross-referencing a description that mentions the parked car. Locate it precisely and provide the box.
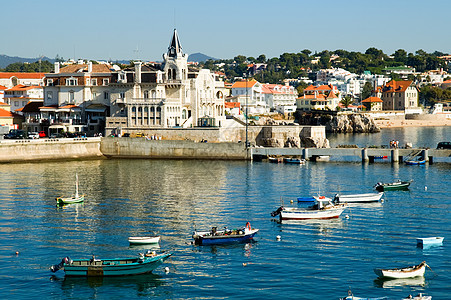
[38,131,46,138]
[135,133,144,138]
[122,133,130,137]
[437,142,451,149]
[28,132,40,139]
[4,129,26,139]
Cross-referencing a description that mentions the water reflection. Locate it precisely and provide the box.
[279,218,345,236]
[51,273,165,297]
[374,276,426,288]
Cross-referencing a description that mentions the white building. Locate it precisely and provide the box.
[261,83,297,113]
[3,85,43,114]
[0,72,45,89]
[230,79,268,114]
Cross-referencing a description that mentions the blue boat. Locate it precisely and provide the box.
[405,159,426,165]
[284,157,306,164]
[192,222,259,245]
[50,252,171,276]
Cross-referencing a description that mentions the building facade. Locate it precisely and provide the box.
[379,80,419,111]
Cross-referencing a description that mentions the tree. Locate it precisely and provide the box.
[256,54,266,63]
[393,49,408,64]
[233,55,246,65]
[340,95,353,108]
[361,81,373,100]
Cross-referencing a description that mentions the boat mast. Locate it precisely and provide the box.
[75,173,79,198]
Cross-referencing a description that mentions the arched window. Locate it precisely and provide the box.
[151,90,156,98]
[144,91,149,99]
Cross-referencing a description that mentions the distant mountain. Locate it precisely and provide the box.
[188,53,217,63]
[0,55,55,69]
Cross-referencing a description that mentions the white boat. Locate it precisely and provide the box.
[56,173,84,205]
[416,237,444,247]
[334,192,384,203]
[271,197,346,221]
[374,261,428,279]
[402,294,432,300]
[128,236,161,244]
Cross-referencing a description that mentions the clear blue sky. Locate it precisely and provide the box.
[3,0,449,61]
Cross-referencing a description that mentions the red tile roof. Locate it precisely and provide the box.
[0,108,20,118]
[0,72,45,79]
[362,96,383,103]
[59,64,112,73]
[6,84,42,91]
[0,102,9,106]
[231,79,258,89]
[0,85,7,90]
[225,102,241,108]
[382,80,413,93]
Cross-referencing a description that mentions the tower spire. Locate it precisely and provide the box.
[168,29,183,58]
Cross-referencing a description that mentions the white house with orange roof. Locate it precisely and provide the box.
[0,101,23,130]
[4,85,43,113]
[231,79,267,114]
[0,72,45,88]
[0,85,6,102]
[361,96,383,111]
[296,84,341,111]
[261,83,297,114]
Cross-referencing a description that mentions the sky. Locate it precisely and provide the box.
[2,0,450,62]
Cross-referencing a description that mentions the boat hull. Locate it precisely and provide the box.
[56,195,85,205]
[374,262,426,279]
[416,237,444,247]
[62,253,171,276]
[336,192,384,203]
[280,207,345,220]
[193,229,258,245]
[374,181,411,192]
[405,160,426,165]
[128,236,160,244]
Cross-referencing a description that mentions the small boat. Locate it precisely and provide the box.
[271,197,346,221]
[402,294,432,300]
[374,180,412,192]
[268,156,283,163]
[283,157,306,164]
[374,155,388,159]
[50,251,172,276]
[416,237,444,247]
[374,261,428,279]
[405,159,426,165]
[334,192,384,203]
[56,173,84,205]
[128,236,161,245]
[341,289,388,300]
[192,222,259,245]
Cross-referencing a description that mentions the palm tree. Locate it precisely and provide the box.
[340,95,353,109]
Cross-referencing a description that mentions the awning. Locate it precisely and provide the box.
[85,104,107,113]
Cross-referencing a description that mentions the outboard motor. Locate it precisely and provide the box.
[271,206,284,217]
[50,257,71,273]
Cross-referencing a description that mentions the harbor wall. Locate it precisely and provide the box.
[0,138,104,163]
[100,138,248,160]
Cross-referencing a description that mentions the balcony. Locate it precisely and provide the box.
[129,98,165,105]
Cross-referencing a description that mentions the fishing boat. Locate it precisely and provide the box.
[405,159,426,165]
[271,197,346,221]
[50,251,172,276]
[192,222,259,245]
[341,289,388,300]
[56,173,84,205]
[416,237,444,247]
[374,261,428,279]
[268,156,283,163]
[128,236,161,245]
[374,180,412,192]
[283,157,306,164]
[402,294,432,300]
[333,192,384,203]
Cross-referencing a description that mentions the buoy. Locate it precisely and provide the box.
[242,263,247,267]
[425,186,427,191]
[290,200,293,203]
[164,267,169,273]
[15,251,19,255]
[345,215,350,219]
[276,235,281,240]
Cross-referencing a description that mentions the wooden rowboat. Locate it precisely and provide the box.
[128,236,161,245]
[416,237,444,247]
[334,192,384,203]
[192,222,258,245]
[50,252,171,276]
[374,261,428,279]
[374,180,412,192]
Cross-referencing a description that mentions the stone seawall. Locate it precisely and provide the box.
[0,137,104,163]
[100,138,248,160]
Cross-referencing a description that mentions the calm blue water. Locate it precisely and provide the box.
[0,127,450,300]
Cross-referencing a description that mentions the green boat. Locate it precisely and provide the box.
[374,180,412,192]
[50,251,172,276]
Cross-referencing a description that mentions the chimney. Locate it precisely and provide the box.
[54,62,60,74]
[134,61,142,83]
[88,61,92,73]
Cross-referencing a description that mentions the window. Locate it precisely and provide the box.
[47,91,53,100]
[86,78,90,86]
[104,92,109,100]
[15,101,19,106]
[103,78,109,85]
[119,92,125,99]
[92,79,98,86]
[144,91,149,98]
[47,79,53,86]
[22,101,27,106]
[67,78,77,86]
[92,92,98,99]
[69,91,74,102]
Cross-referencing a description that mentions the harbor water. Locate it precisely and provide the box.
[0,127,450,299]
